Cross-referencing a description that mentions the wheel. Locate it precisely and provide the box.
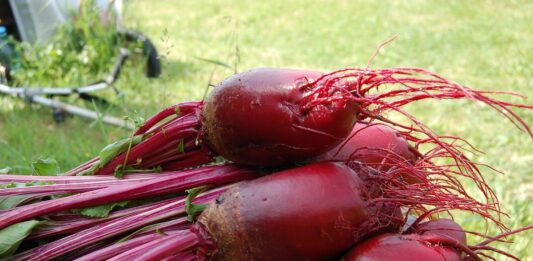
[53,108,67,123]
[119,30,161,78]
[141,35,161,78]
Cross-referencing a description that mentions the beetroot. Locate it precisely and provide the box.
[317,122,425,184]
[202,66,532,170]
[203,68,358,167]
[317,123,420,166]
[316,122,426,181]
[342,219,531,261]
[66,66,532,174]
[188,162,402,260]
[342,219,468,261]
[414,218,467,245]
[342,232,463,261]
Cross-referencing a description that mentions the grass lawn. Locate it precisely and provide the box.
[1,0,531,259]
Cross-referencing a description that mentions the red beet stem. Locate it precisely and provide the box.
[137,114,200,157]
[133,217,191,237]
[134,101,202,136]
[11,189,221,260]
[140,147,213,169]
[160,252,196,261]
[0,178,150,196]
[0,173,159,183]
[109,230,198,261]
[74,231,181,261]
[65,105,209,176]
[64,157,99,176]
[161,151,215,170]
[0,165,256,229]
[28,197,183,240]
[94,123,199,175]
[133,136,195,164]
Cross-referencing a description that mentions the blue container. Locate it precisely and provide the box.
[0,26,14,66]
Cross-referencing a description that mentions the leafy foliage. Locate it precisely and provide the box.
[6,0,150,89]
[73,201,130,218]
[32,157,60,176]
[0,220,41,258]
[9,0,121,87]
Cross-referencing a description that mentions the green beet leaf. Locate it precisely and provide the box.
[32,158,60,176]
[0,220,41,258]
[185,186,208,222]
[99,135,143,168]
[0,195,31,210]
[73,201,129,218]
[0,181,51,210]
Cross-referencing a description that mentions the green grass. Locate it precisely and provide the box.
[1,0,532,259]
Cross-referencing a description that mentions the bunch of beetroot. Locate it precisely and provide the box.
[1,66,532,260]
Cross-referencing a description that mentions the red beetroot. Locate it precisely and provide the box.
[318,123,420,166]
[203,68,358,167]
[195,162,401,260]
[342,233,463,261]
[414,218,467,245]
[342,219,468,261]
[342,220,532,261]
[315,122,426,184]
[202,67,533,168]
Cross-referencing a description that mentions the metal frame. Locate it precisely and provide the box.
[0,48,133,129]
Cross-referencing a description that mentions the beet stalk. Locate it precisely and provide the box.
[0,164,256,229]
[11,188,223,260]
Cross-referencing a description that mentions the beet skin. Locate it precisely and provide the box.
[203,68,358,167]
[319,123,418,164]
[196,162,401,261]
[317,123,423,184]
[342,219,467,261]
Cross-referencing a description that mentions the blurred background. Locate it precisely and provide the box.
[0,0,531,259]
